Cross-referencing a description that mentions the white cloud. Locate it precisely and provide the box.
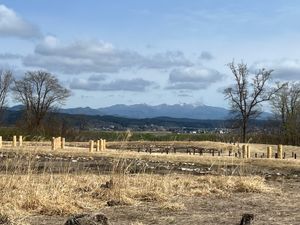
[166,67,223,90]
[0,4,41,39]
[23,36,192,74]
[251,59,300,80]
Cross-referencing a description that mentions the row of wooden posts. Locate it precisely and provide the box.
[241,144,284,159]
[88,139,106,152]
[0,135,23,148]
[51,137,107,152]
[0,136,107,152]
[0,136,295,159]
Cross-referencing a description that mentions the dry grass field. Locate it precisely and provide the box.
[0,140,299,224]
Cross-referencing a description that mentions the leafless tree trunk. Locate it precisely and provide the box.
[12,71,71,131]
[224,61,283,143]
[0,70,13,120]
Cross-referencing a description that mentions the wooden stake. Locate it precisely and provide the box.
[0,136,2,148]
[61,138,65,149]
[100,139,103,151]
[12,135,17,147]
[96,140,100,152]
[277,145,283,159]
[246,145,251,158]
[267,146,272,159]
[19,136,23,147]
[89,140,94,152]
[242,145,247,158]
[51,137,56,150]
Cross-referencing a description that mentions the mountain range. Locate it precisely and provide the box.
[9,103,271,120]
[60,104,230,120]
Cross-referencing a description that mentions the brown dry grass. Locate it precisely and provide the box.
[0,172,272,220]
[0,140,297,224]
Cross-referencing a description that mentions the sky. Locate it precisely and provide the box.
[0,0,300,109]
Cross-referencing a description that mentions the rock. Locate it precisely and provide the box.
[64,213,109,225]
[239,213,254,225]
[100,179,114,189]
[107,200,122,207]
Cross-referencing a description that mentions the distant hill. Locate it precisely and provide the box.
[8,103,272,120]
[59,103,230,120]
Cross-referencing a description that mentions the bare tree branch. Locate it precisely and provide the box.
[11,71,71,131]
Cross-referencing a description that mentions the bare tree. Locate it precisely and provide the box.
[12,71,71,130]
[224,61,283,143]
[271,82,300,144]
[0,70,13,114]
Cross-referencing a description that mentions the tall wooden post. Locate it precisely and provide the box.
[12,135,17,147]
[61,138,65,149]
[267,146,272,159]
[277,145,283,159]
[96,140,100,152]
[51,137,56,150]
[19,136,23,147]
[103,139,106,150]
[246,145,251,158]
[0,136,2,148]
[89,140,94,152]
[242,145,247,158]
[100,139,104,151]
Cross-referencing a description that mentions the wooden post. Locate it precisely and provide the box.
[61,138,65,149]
[103,139,106,151]
[89,140,94,152]
[100,139,103,151]
[58,137,61,149]
[12,135,17,147]
[0,136,2,148]
[96,140,100,152]
[51,137,56,150]
[267,146,272,159]
[242,145,247,158]
[246,145,251,158]
[19,136,23,147]
[277,145,283,159]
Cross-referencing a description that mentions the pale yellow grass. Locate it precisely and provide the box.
[0,173,272,220]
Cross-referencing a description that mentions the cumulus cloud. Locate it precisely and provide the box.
[70,76,158,92]
[0,4,41,39]
[251,59,300,81]
[199,51,214,60]
[166,67,223,90]
[23,36,192,74]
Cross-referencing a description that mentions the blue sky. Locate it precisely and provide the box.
[0,0,300,108]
